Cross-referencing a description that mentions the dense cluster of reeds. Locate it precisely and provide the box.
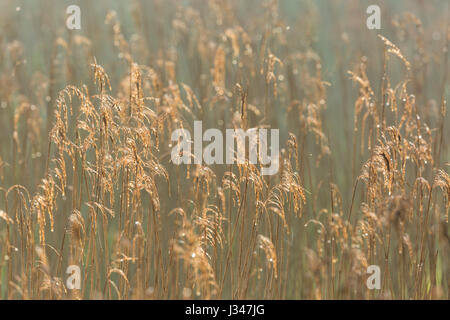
[0,0,448,299]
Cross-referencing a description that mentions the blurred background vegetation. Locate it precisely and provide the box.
[1,0,448,197]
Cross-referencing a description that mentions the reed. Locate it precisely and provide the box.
[0,0,448,300]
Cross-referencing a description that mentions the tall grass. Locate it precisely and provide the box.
[0,0,448,299]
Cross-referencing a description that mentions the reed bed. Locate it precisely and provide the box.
[0,0,448,299]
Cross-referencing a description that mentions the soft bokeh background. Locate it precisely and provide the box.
[1,0,448,195]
